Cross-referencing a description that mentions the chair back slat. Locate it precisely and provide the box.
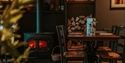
[115,26,125,36]
[111,25,119,35]
[56,25,67,52]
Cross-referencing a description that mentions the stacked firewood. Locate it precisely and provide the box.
[67,15,92,33]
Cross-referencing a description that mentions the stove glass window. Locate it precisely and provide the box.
[28,40,36,48]
[39,40,47,48]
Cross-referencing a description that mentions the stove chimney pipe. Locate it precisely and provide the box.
[36,0,41,33]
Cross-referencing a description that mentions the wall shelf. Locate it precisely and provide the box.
[25,11,36,13]
[43,11,65,14]
[67,1,95,4]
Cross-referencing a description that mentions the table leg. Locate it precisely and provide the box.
[112,41,117,52]
[86,41,96,63]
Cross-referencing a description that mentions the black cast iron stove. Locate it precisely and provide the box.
[24,32,54,58]
[23,0,54,58]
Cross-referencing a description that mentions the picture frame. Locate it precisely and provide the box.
[110,0,125,9]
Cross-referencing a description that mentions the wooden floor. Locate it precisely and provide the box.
[68,61,122,63]
[0,59,122,63]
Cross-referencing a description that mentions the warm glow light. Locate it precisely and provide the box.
[39,40,47,48]
[28,40,36,48]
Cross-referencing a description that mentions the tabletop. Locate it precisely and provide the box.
[68,33,121,41]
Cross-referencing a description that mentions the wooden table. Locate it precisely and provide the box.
[68,33,121,63]
[68,33,121,41]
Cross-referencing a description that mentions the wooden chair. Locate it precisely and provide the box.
[56,25,87,63]
[96,25,119,52]
[109,25,119,50]
[96,25,125,63]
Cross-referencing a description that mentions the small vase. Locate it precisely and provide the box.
[92,27,96,36]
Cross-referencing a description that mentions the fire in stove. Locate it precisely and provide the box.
[28,40,47,49]
[28,40,36,48]
[39,40,47,48]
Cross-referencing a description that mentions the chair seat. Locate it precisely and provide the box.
[67,45,86,51]
[64,51,86,57]
[96,51,122,59]
[97,46,112,52]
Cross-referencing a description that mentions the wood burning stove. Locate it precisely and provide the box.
[23,0,55,58]
[24,32,54,58]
